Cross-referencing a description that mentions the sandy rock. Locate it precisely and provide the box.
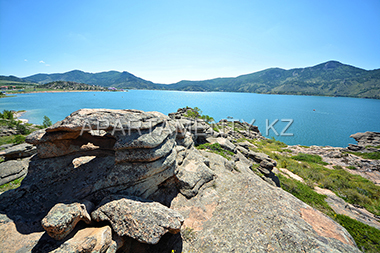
[91,195,184,244]
[42,200,94,240]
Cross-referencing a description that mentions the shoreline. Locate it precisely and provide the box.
[14,111,29,124]
[6,90,107,95]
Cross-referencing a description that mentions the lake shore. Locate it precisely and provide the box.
[6,90,106,95]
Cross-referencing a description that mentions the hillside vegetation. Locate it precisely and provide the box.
[2,60,379,98]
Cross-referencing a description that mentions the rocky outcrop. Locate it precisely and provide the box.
[175,148,215,198]
[0,108,362,252]
[0,143,36,160]
[0,157,29,185]
[349,131,380,149]
[91,195,184,244]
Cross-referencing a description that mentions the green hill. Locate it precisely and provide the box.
[166,61,380,98]
[14,60,380,99]
[24,70,159,89]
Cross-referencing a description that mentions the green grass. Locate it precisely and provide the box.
[278,173,380,252]
[347,165,357,170]
[334,214,380,253]
[291,153,329,165]
[0,177,24,192]
[283,155,380,215]
[278,173,334,216]
[196,143,234,160]
[346,151,380,160]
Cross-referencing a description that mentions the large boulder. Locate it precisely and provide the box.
[41,201,94,240]
[91,195,184,244]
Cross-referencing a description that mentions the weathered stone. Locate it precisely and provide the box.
[236,145,249,156]
[46,109,167,132]
[91,195,184,245]
[247,150,270,163]
[115,137,175,163]
[35,131,116,159]
[113,121,176,150]
[171,152,360,253]
[350,131,380,147]
[25,129,81,145]
[95,149,177,198]
[260,159,277,170]
[0,158,29,186]
[51,226,112,253]
[0,143,36,160]
[206,137,236,153]
[175,149,215,198]
[41,200,94,241]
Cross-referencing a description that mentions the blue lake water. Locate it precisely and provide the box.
[1,90,379,147]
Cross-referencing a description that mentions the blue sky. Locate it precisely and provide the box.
[1,0,379,83]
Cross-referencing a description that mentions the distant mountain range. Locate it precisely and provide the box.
[1,61,379,98]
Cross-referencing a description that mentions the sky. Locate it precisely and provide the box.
[0,0,379,84]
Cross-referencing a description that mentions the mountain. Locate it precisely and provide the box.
[24,70,159,89]
[19,61,380,99]
[166,61,380,98]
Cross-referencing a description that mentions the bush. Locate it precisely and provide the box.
[42,115,52,128]
[16,122,30,135]
[0,110,14,120]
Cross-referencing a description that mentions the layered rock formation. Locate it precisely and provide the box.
[347,131,380,152]
[0,108,361,252]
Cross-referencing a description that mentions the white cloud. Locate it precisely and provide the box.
[39,60,45,64]
[24,59,27,62]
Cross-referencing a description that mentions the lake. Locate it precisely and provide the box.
[1,90,379,147]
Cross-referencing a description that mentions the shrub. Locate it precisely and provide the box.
[42,115,52,128]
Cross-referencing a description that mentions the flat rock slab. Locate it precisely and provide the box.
[0,143,36,160]
[42,201,94,240]
[91,195,184,245]
[113,122,176,150]
[115,137,175,163]
[46,109,168,132]
[0,158,29,186]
